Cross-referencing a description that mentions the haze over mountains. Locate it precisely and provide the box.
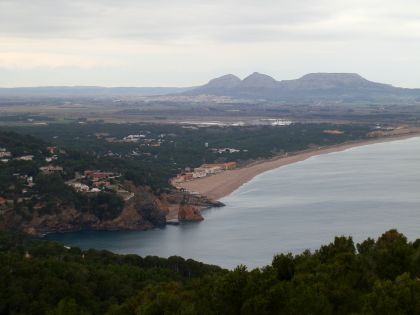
[1,73,419,104]
[0,86,191,97]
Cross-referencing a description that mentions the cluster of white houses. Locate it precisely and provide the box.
[210,147,243,154]
[123,134,146,142]
[0,148,34,163]
[172,162,237,183]
[0,146,59,164]
[0,148,11,159]
[104,133,168,148]
[67,170,120,193]
[66,170,134,200]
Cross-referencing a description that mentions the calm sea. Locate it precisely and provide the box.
[46,137,420,269]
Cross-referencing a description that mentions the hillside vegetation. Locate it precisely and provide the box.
[1,230,419,314]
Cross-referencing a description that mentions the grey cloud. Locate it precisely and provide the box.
[0,0,350,42]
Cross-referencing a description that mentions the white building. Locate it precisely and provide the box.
[71,183,90,192]
[16,155,34,161]
[192,168,207,178]
[0,151,11,158]
[123,134,146,142]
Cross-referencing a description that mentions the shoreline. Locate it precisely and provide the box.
[177,133,420,201]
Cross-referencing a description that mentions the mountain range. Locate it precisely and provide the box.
[185,72,420,102]
[1,73,419,103]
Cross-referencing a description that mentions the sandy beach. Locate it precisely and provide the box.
[177,133,420,201]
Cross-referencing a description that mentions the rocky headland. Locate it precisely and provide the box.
[0,183,224,236]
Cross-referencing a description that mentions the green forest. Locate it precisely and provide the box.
[1,229,419,314]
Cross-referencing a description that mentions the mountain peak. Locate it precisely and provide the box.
[206,74,241,88]
[286,72,384,90]
[241,72,277,88]
[299,73,366,81]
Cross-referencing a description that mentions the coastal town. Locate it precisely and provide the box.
[172,162,237,185]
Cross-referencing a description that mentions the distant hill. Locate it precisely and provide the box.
[2,73,420,103]
[186,72,420,103]
[0,86,192,97]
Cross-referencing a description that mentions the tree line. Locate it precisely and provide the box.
[1,229,419,314]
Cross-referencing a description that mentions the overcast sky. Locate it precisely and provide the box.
[0,0,419,87]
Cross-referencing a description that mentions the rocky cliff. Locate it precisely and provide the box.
[0,186,164,235]
[0,184,224,236]
[162,190,224,223]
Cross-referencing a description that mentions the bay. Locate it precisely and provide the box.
[46,137,420,269]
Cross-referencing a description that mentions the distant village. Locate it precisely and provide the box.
[0,145,134,211]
